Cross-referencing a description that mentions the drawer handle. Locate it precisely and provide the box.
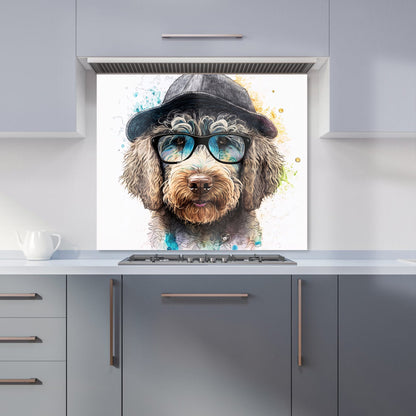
[0,378,40,385]
[161,293,248,298]
[0,336,39,343]
[298,279,303,367]
[0,293,39,299]
[162,34,243,39]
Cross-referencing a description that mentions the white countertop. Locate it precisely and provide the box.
[0,257,414,275]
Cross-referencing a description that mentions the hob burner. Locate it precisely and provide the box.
[119,253,296,265]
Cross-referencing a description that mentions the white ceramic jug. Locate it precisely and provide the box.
[16,230,61,260]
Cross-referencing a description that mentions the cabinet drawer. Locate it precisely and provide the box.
[0,276,65,317]
[0,362,65,416]
[0,318,65,361]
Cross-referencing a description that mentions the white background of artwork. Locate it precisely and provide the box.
[97,74,307,250]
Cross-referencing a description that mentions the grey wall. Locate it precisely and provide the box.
[0,70,415,250]
[0,70,97,251]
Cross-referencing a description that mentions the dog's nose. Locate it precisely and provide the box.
[188,174,213,193]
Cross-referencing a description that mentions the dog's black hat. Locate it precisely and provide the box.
[126,74,277,142]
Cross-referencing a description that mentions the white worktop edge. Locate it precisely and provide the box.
[0,258,414,275]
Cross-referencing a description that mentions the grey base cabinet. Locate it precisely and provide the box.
[292,276,338,416]
[339,275,416,416]
[123,275,291,416]
[0,275,66,416]
[65,272,416,416]
[67,275,121,416]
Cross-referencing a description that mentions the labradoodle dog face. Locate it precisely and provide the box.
[121,113,284,225]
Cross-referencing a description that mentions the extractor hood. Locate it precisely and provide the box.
[84,57,326,74]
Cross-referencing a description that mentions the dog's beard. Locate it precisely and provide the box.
[162,162,242,225]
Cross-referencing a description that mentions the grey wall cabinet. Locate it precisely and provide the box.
[77,0,329,57]
[328,0,416,137]
[67,275,121,416]
[0,0,84,138]
[123,275,292,416]
[339,275,416,416]
[292,276,338,416]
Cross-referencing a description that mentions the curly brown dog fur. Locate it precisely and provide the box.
[121,113,284,249]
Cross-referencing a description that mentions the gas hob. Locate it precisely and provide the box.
[119,253,296,265]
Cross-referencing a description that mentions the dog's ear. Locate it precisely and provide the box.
[120,136,163,210]
[241,135,284,211]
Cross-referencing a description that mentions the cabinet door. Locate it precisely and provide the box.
[292,276,337,416]
[0,0,82,137]
[339,275,416,416]
[67,275,121,416]
[77,0,328,57]
[329,0,416,136]
[124,275,291,416]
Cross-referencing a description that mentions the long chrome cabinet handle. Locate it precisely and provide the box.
[298,279,303,367]
[0,336,38,342]
[162,34,243,39]
[161,293,248,298]
[0,293,38,299]
[0,378,40,385]
[109,279,115,367]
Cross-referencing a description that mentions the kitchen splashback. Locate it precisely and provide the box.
[97,73,307,250]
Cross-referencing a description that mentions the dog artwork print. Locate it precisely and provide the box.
[97,73,307,250]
